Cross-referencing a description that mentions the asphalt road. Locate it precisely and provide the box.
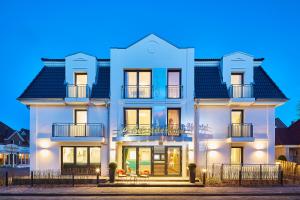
[0,196,300,200]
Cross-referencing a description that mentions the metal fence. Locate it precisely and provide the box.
[197,164,283,186]
[0,169,102,186]
[277,160,300,184]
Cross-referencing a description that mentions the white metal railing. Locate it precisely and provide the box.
[229,84,253,98]
[66,84,90,98]
[52,123,104,137]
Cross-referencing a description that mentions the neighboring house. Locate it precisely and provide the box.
[18,34,287,176]
[276,119,300,163]
[0,122,30,167]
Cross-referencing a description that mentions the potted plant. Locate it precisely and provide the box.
[188,163,196,183]
[109,162,117,183]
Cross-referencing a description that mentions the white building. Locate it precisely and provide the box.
[18,34,287,177]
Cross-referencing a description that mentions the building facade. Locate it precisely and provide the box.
[18,34,287,176]
[0,122,30,167]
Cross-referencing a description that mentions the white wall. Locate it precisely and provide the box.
[65,53,97,87]
[29,105,108,171]
[221,52,254,86]
[196,105,276,166]
[109,34,195,165]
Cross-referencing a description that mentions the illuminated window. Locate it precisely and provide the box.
[231,110,243,124]
[124,108,151,135]
[167,108,181,136]
[63,147,74,164]
[231,147,243,165]
[75,110,87,124]
[90,147,101,164]
[168,70,181,98]
[75,73,87,85]
[124,71,151,98]
[231,73,243,85]
[76,147,88,164]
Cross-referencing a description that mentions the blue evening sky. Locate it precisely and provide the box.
[0,0,299,130]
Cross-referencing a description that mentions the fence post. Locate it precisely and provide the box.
[239,170,242,186]
[220,164,224,182]
[202,171,206,186]
[72,173,75,187]
[280,170,284,186]
[212,164,215,177]
[30,171,33,187]
[5,171,8,187]
[259,164,262,182]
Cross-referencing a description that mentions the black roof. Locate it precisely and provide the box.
[253,66,287,99]
[194,58,264,62]
[194,67,229,98]
[18,67,66,99]
[19,66,110,99]
[195,66,287,99]
[91,67,110,98]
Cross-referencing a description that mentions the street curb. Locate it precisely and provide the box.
[0,193,300,196]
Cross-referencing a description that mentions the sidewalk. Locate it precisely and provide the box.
[0,186,300,196]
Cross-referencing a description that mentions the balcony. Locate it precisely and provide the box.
[112,124,192,142]
[229,84,255,105]
[51,123,105,142]
[122,85,152,99]
[167,85,183,99]
[227,123,254,143]
[65,84,90,104]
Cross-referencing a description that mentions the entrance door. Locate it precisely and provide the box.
[123,147,152,175]
[166,147,181,176]
[231,147,243,165]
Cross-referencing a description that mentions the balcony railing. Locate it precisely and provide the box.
[121,124,182,136]
[52,123,104,137]
[167,85,183,99]
[229,84,253,98]
[66,84,90,98]
[228,123,253,138]
[122,85,152,99]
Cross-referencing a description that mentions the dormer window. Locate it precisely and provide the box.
[67,73,89,98]
[230,73,252,98]
[75,73,87,86]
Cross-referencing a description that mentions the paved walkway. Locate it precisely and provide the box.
[0,186,300,196]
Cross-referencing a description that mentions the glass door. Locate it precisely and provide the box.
[123,147,137,174]
[231,110,243,137]
[166,147,181,176]
[231,147,243,165]
[138,147,152,175]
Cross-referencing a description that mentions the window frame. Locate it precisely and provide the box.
[74,72,88,86]
[124,108,152,129]
[74,109,88,124]
[231,109,244,124]
[167,69,181,99]
[61,146,101,167]
[167,108,181,128]
[230,146,244,165]
[231,73,244,85]
[124,70,152,99]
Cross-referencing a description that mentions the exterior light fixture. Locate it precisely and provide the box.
[202,168,207,173]
[95,168,100,174]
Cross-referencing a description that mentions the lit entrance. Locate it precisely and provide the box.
[122,146,181,176]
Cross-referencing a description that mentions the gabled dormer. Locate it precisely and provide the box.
[221,52,255,103]
[65,53,97,102]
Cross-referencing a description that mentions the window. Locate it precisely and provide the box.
[231,147,243,165]
[124,71,151,98]
[167,70,181,98]
[62,147,101,166]
[75,73,87,85]
[231,73,243,85]
[75,110,87,124]
[90,147,101,164]
[63,147,74,164]
[76,147,88,164]
[124,108,151,135]
[167,108,181,136]
[231,110,243,124]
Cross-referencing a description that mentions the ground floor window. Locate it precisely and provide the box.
[231,147,243,165]
[122,146,181,176]
[61,146,101,175]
